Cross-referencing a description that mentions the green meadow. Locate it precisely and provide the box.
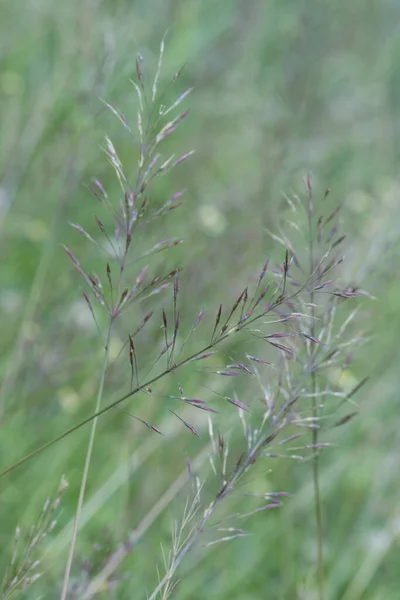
[1,1,400,598]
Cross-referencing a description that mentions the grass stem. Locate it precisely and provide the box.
[60,320,113,600]
[307,175,325,600]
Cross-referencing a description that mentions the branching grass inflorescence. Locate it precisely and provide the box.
[0,476,68,600]
[0,43,369,600]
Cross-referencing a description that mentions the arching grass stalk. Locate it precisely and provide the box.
[0,271,314,482]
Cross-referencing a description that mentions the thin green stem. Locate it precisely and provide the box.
[312,418,324,600]
[307,177,324,600]
[59,320,113,600]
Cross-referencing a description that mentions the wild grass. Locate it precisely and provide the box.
[0,476,68,599]
[0,41,371,600]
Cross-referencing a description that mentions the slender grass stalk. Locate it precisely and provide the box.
[60,320,113,600]
[307,174,324,600]
[312,438,324,600]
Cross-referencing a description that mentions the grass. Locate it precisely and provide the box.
[1,1,400,599]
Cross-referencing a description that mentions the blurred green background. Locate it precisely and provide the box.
[1,0,400,598]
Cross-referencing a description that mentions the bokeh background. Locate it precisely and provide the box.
[1,1,400,598]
